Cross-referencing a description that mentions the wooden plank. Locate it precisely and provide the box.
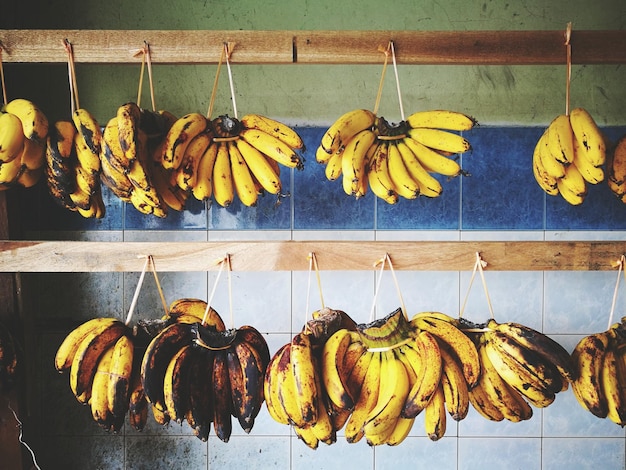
[0,30,295,64]
[1,30,625,65]
[0,240,623,272]
[295,30,626,65]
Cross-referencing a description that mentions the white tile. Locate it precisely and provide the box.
[542,437,626,470]
[292,435,374,470]
[209,435,290,469]
[374,436,457,470]
[458,437,541,470]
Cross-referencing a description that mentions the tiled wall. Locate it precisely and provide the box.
[19,125,626,469]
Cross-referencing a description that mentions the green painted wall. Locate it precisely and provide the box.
[2,0,625,126]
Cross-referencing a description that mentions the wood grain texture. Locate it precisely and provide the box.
[0,240,624,272]
[1,30,625,65]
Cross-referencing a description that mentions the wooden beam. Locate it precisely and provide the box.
[0,30,625,65]
[0,240,624,272]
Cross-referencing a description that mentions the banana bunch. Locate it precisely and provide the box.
[571,318,626,426]
[461,318,575,421]
[100,103,184,217]
[0,321,19,393]
[54,317,136,432]
[315,109,475,203]
[532,108,606,205]
[141,300,270,442]
[264,328,342,449]
[160,112,303,208]
[607,135,626,203]
[0,98,49,189]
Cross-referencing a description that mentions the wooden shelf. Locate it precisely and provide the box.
[1,29,625,65]
[0,240,624,272]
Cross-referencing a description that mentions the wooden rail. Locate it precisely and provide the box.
[0,30,625,65]
[0,240,624,272]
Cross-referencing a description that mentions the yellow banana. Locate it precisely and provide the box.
[72,108,102,159]
[403,136,462,177]
[228,140,258,207]
[236,137,282,195]
[344,350,381,443]
[324,150,343,181]
[263,343,292,425]
[571,332,610,418]
[320,109,376,156]
[162,112,209,170]
[602,345,626,426]
[316,144,333,164]
[406,110,477,131]
[290,332,319,425]
[0,112,25,163]
[387,141,420,200]
[293,424,320,450]
[175,130,212,191]
[363,349,409,446]
[536,129,566,179]
[395,140,443,197]
[116,102,141,165]
[573,137,604,184]
[73,131,100,176]
[240,113,303,150]
[106,334,134,419]
[101,117,131,174]
[191,140,219,201]
[468,377,505,422]
[384,416,415,446]
[547,114,576,164]
[608,136,626,192]
[367,142,399,204]
[569,107,606,168]
[212,142,234,207]
[532,134,559,196]
[558,163,587,205]
[0,154,24,185]
[239,128,304,170]
[341,129,376,197]
[89,343,116,429]
[407,127,471,154]
[163,344,194,424]
[321,328,355,410]
[3,98,48,143]
[439,345,470,421]
[16,167,42,188]
[424,382,447,441]
[402,331,442,419]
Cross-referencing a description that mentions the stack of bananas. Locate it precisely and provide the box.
[0,98,49,189]
[99,102,183,218]
[46,108,106,218]
[315,109,475,204]
[312,309,480,446]
[0,321,19,393]
[159,112,304,208]
[571,317,626,426]
[461,318,575,421]
[607,135,626,203]
[54,317,137,432]
[532,108,606,205]
[140,299,270,442]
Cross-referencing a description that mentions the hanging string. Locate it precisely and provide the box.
[136,46,146,108]
[148,255,168,318]
[63,39,79,113]
[369,255,387,323]
[224,42,238,119]
[565,22,572,116]
[202,256,227,325]
[125,256,151,325]
[6,398,41,470]
[608,255,625,330]
[389,41,405,121]
[384,253,408,320]
[206,44,226,119]
[144,42,156,112]
[0,43,7,105]
[134,42,157,112]
[373,42,391,116]
[304,253,326,323]
[459,252,492,319]
[226,254,234,329]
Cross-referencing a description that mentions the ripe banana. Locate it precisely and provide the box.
[532,132,559,196]
[558,163,587,205]
[116,102,142,165]
[439,345,470,421]
[174,130,212,192]
[571,331,610,418]
[367,143,399,205]
[240,113,304,150]
[0,111,25,163]
[395,140,443,197]
[107,333,134,419]
[3,98,49,143]
[406,110,477,131]
[340,129,376,198]
[608,136,626,197]
[89,344,118,430]
[573,138,605,185]
[212,350,233,442]
[423,381,447,441]
[227,339,265,433]
[403,136,462,177]
[344,350,381,443]
[236,138,282,195]
[601,345,626,426]
[163,344,194,423]
[264,343,292,425]
[228,140,258,207]
[72,108,102,160]
[387,141,420,200]
[324,150,343,182]
[407,127,471,155]
[547,114,576,165]
[569,107,606,168]
[191,140,219,201]
[162,112,209,170]
[402,331,442,419]
[239,128,304,170]
[212,142,234,207]
[535,129,566,179]
[322,328,356,410]
[290,331,319,425]
[320,109,376,156]
[186,348,213,441]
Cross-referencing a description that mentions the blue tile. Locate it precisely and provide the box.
[124,194,207,230]
[377,171,461,229]
[462,126,545,230]
[293,127,375,230]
